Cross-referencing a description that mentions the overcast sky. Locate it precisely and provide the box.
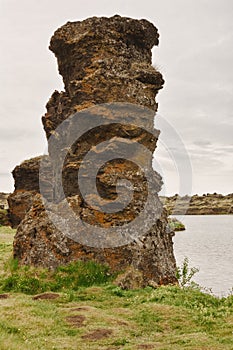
[0,0,232,195]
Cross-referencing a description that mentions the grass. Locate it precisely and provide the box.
[0,227,233,349]
[0,260,113,295]
[0,225,14,235]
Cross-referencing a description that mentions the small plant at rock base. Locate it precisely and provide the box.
[176,257,199,288]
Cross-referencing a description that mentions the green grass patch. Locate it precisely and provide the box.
[0,259,114,295]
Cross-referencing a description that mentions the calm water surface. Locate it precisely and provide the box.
[173,215,233,297]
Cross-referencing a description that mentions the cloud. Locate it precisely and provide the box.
[193,140,212,147]
[0,0,233,194]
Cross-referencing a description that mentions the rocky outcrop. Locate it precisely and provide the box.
[11,156,44,192]
[7,156,42,227]
[8,190,37,228]
[12,15,177,287]
[161,193,233,215]
[7,156,52,228]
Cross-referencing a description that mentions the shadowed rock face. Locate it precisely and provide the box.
[7,156,42,228]
[12,15,177,287]
[11,156,43,192]
[8,156,52,227]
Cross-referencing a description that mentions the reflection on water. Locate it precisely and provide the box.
[173,215,233,297]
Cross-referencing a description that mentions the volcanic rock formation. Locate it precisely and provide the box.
[8,156,52,227]
[12,15,177,287]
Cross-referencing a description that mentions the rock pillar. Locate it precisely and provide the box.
[13,15,177,287]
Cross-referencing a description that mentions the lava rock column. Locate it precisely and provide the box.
[13,15,177,286]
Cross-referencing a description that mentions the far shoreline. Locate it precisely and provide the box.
[161,193,233,215]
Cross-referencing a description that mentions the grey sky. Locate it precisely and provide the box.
[0,0,232,195]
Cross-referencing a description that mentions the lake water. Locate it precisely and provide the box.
[173,215,233,297]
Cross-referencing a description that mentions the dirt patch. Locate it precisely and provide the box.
[82,328,113,341]
[0,294,9,299]
[33,293,60,300]
[66,315,86,327]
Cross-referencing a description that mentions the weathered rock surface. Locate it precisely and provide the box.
[161,193,233,215]
[14,194,177,285]
[42,15,164,139]
[11,156,43,192]
[8,156,52,227]
[8,190,37,228]
[13,15,177,287]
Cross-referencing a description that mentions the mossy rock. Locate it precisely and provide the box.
[168,217,185,231]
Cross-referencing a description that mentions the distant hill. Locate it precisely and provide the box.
[160,193,233,215]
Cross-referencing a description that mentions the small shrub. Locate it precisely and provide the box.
[176,257,199,288]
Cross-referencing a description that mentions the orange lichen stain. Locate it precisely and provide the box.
[73,102,96,112]
[82,82,93,94]
[91,211,111,227]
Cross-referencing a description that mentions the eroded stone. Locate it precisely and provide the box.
[12,15,177,287]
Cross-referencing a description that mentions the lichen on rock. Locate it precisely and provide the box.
[12,15,177,287]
